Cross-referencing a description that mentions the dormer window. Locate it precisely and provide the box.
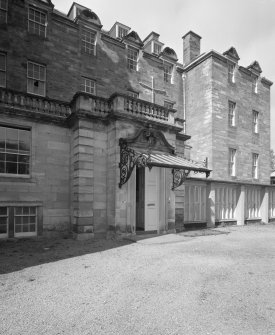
[152,42,161,55]
[228,63,235,83]
[81,27,97,55]
[28,7,47,38]
[0,0,8,23]
[117,26,128,39]
[163,61,173,83]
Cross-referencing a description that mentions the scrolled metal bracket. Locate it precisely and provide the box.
[172,168,190,190]
[119,139,150,188]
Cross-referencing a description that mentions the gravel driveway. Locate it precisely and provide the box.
[1,225,275,335]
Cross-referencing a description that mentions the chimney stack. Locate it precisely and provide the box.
[182,31,201,65]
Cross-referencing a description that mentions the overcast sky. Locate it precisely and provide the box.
[54,0,275,150]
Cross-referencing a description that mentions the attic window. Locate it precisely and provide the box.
[152,42,161,55]
[117,26,128,39]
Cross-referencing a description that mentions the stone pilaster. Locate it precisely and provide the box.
[72,119,94,240]
[260,187,269,224]
[206,182,215,228]
[236,185,245,226]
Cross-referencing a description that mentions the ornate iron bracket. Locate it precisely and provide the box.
[172,168,190,190]
[119,139,150,188]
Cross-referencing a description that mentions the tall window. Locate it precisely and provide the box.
[0,125,31,175]
[228,101,236,126]
[81,28,97,55]
[229,148,236,177]
[127,46,138,71]
[0,53,6,88]
[253,110,259,133]
[228,63,235,83]
[27,61,46,96]
[252,153,259,179]
[81,77,95,94]
[28,7,47,37]
[163,61,173,83]
[0,0,8,23]
[252,77,258,93]
[117,26,128,39]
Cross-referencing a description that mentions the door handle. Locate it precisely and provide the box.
[147,203,155,206]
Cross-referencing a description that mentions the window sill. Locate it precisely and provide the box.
[0,174,33,183]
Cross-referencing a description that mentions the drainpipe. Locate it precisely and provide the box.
[182,73,186,133]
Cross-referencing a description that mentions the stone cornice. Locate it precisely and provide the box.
[238,66,252,76]
[183,50,273,84]
[261,77,273,87]
[142,51,163,65]
[101,33,126,49]
[52,11,78,28]
[176,133,191,141]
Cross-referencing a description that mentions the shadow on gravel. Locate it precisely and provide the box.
[179,229,230,237]
[0,237,133,275]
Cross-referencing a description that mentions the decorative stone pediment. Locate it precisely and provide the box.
[78,9,102,27]
[120,125,175,154]
[123,31,143,47]
[223,47,240,62]
[247,61,262,74]
[161,47,178,62]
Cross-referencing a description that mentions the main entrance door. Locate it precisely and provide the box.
[136,167,160,232]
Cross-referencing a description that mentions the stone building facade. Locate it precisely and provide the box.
[0,0,273,239]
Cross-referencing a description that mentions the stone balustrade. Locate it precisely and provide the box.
[1,88,179,126]
[0,88,71,117]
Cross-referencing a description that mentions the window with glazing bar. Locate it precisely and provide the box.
[28,7,47,37]
[117,26,128,39]
[27,61,46,96]
[0,125,31,175]
[0,0,8,23]
[127,46,138,71]
[228,101,236,126]
[253,110,259,133]
[252,153,259,179]
[229,148,236,177]
[81,77,95,94]
[127,91,139,99]
[81,28,96,55]
[164,61,173,83]
[0,53,6,87]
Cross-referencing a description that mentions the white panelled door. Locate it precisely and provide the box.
[144,167,160,231]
